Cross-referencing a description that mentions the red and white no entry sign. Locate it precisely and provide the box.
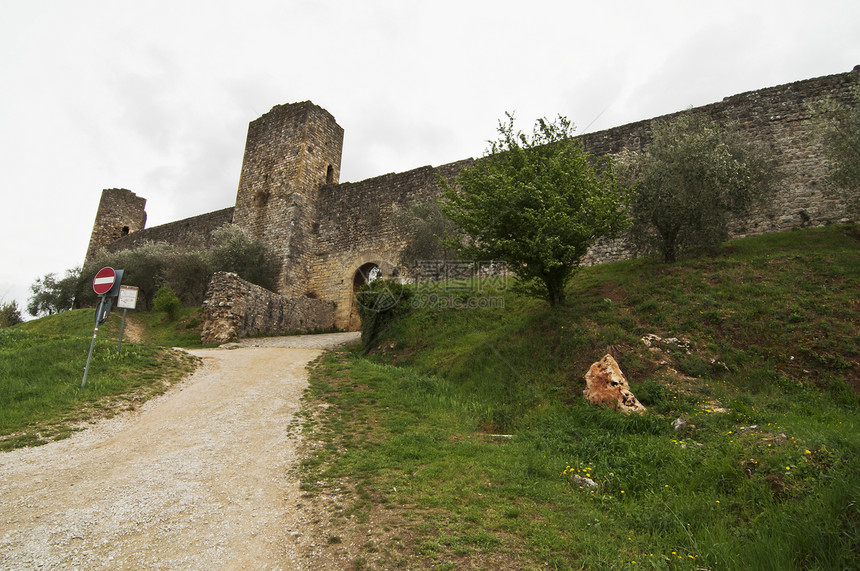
[92,267,117,295]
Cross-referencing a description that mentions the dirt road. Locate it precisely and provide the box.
[0,332,359,570]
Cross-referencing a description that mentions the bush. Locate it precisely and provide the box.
[355,280,413,353]
[153,287,182,321]
[162,249,214,305]
[44,225,280,314]
[210,224,279,291]
[0,301,23,328]
[81,242,172,310]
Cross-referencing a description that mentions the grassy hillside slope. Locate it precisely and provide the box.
[0,307,204,450]
[300,225,859,570]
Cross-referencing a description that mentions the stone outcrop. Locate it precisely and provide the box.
[201,272,336,344]
[583,354,646,414]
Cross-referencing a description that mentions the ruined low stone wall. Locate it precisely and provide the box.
[201,271,336,344]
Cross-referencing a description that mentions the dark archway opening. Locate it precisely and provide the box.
[353,262,381,293]
[326,164,335,184]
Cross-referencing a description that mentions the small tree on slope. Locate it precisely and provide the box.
[441,114,629,306]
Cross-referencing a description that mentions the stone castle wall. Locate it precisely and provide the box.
[85,66,859,335]
[579,67,859,264]
[201,271,336,344]
[310,159,474,328]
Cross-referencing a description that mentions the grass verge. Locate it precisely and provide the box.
[1,307,204,450]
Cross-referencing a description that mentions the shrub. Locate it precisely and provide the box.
[0,300,23,328]
[81,242,172,310]
[153,287,182,321]
[355,280,413,353]
[210,224,280,291]
[162,249,213,305]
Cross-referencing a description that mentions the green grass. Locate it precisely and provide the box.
[1,307,203,450]
[299,225,860,570]
[130,305,210,347]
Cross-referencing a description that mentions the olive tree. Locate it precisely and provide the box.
[624,112,779,262]
[441,114,629,306]
[393,200,459,268]
[27,267,81,316]
[81,242,171,310]
[819,90,860,216]
[209,224,279,292]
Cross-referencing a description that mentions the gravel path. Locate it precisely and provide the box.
[0,332,360,570]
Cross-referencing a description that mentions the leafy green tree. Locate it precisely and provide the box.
[27,267,81,316]
[210,224,279,291]
[81,242,172,310]
[0,300,23,327]
[623,112,779,262]
[441,114,629,306]
[153,286,182,321]
[162,249,214,305]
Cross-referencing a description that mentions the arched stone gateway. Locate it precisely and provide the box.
[345,262,381,331]
[85,69,860,340]
[342,258,399,331]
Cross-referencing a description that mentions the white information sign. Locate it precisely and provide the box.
[117,285,139,309]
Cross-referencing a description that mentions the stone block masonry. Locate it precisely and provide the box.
[101,207,235,255]
[85,188,147,264]
[311,159,475,328]
[578,66,860,264]
[232,101,344,296]
[201,272,336,344]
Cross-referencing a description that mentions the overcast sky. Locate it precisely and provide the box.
[2,0,859,316]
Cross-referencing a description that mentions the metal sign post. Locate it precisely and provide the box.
[117,310,128,354]
[81,267,121,389]
[116,285,139,354]
[82,295,106,389]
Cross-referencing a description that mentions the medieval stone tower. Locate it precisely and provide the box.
[84,188,147,264]
[232,101,344,297]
